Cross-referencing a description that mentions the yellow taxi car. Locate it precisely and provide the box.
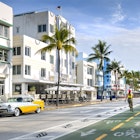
[0,95,45,117]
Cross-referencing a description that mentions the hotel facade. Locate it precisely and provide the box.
[13,11,78,95]
[0,2,13,101]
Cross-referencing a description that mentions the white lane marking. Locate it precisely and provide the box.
[81,129,96,136]
[80,110,93,113]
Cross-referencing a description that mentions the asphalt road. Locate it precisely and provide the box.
[0,98,140,140]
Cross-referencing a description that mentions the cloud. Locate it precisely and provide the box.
[111,3,126,24]
[76,20,140,71]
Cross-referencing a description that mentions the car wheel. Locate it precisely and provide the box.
[35,107,41,113]
[14,108,20,117]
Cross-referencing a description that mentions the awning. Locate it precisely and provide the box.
[45,86,97,92]
[45,86,81,91]
[82,86,96,91]
[0,45,12,50]
[0,20,13,27]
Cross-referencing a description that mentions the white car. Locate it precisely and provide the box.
[0,95,44,117]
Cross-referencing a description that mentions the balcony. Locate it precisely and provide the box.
[0,37,10,48]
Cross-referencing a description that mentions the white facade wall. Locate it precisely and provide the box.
[0,2,13,100]
[76,60,97,100]
[76,60,97,86]
[110,70,126,94]
[13,35,57,94]
[14,11,51,38]
[13,11,76,44]
[13,34,77,94]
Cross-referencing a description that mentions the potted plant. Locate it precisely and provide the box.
[28,86,36,95]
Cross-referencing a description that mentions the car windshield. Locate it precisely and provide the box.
[8,97,23,102]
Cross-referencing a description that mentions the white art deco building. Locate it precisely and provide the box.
[0,2,13,100]
[13,11,78,95]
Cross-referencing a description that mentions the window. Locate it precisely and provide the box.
[50,24,54,33]
[23,97,33,102]
[72,62,75,69]
[0,80,4,95]
[50,55,54,64]
[38,25,41,32]
[41,51,46,60]
[4,27,8,37]
[0,25,2,36]
[43,24,46,32]
[0,49,8,62]
[25,65,31,75]
[16,27,20,33]
[13,65,21,75]
[13,47,21,55]
[87,67,92,75]
[25,46,31,56]
[41,68,46,77]
[0,24,9,38]
[38,24,46,32]
[87,79,93,86]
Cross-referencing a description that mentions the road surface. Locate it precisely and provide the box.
[0,98,140,140]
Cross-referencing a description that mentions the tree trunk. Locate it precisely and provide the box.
[101,67,104,101]
[115,71,118,100]
[56,50,60,106]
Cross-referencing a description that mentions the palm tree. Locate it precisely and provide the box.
[129,71,140,91]
[120,70,131,95]
[121,70,131,85]
[133,71,140,90]
[36,26,77,106]
[106,59,122,99]
[121,70,140,92]
[87,40,112,101]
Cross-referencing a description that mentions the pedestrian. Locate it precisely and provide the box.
[125,89,133,112]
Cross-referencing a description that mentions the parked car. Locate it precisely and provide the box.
[0,95,45,117]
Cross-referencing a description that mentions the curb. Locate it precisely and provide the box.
[44,99,122,111]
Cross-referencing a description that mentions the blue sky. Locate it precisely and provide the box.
[1,0,140,71]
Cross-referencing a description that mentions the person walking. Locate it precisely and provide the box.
[125,89,133,112]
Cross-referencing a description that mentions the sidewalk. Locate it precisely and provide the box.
[44,98,123,111]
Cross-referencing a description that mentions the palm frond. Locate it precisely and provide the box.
[41,34,55,43]
[87,40,112,70]
[36,26,77,54]
[35,44,56,54]
[63,45,78,56]
[64,37,76,45]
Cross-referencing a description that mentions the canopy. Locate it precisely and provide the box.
[82,86,96,91]
[45,86,80,91]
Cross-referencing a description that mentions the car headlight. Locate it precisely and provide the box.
[8,105,11,109]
